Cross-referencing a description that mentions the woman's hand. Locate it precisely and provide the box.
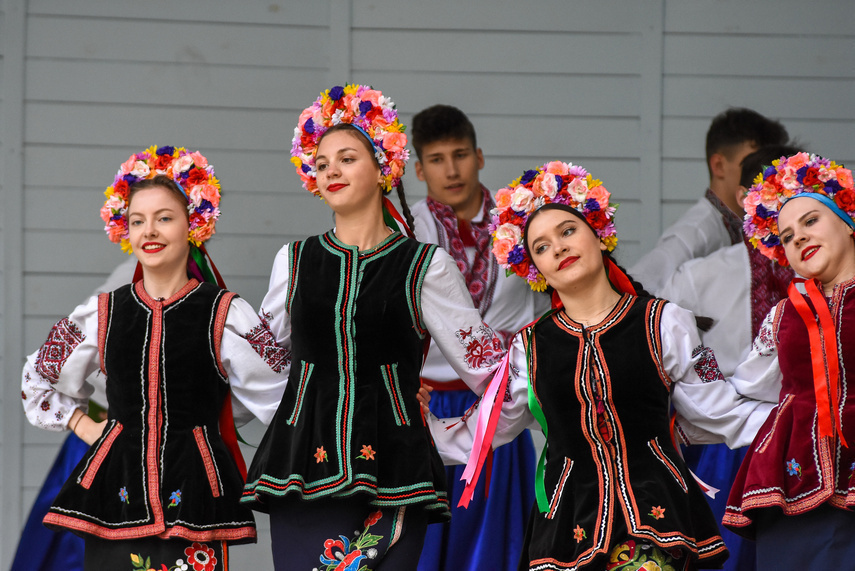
[417,384,433,415]
[69,408,107,446]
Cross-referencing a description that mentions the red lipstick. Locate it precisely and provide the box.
[141,242,165,253]
[801,245,820,261]
[559,256,579,270]
[326,183,347,192]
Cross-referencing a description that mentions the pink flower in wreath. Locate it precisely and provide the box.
[184,542,217,571]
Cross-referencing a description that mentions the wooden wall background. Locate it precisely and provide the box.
[1,0,852,566]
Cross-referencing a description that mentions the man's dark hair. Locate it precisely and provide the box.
[739,144,804,189]
[411,104,477,161]
[705,108,789,176]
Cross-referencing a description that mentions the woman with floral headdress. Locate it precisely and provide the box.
[718,153,855,568]
[426,161,776,570]
[240,85,504,570]
[21,147,288,570]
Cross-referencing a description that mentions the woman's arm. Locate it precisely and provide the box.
[420,248,505,395]
[427,334,538,465]
[257,244,294,350]
[21,296,102,432]
[664,303,776,448]
[221,296,290,426]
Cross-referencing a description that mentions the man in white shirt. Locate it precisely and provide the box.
[410,104,548,571]
[631,108,788,294]
[659,144,801,571]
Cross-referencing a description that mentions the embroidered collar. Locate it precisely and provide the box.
[134,278,200,308]
[704,188,743,245]
[426,185,497,315]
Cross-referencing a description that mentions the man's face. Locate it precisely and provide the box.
[415,138,485,217]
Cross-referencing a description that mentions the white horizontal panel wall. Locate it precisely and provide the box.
[2,0,853,566]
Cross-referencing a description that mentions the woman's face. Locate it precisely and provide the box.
[526,208,607,292]
[127,185,190,277]
[315,130,384,215]
[778,196,855,287]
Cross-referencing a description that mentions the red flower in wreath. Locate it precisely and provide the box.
[184,542,217,571]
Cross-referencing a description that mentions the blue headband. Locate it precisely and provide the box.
[782,192,855,230]
[350,124,379,152]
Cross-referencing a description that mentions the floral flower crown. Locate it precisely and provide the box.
[290,84,408,196]
[100,146,221,253]
[743,152,854,266]
[491,161,618,291]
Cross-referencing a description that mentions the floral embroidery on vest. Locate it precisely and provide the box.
[456,323,502,369]
[319,510,385,570]
[169,490,182,507]
[119,487,129,503]
[786,458,802,478]
[573,525,586,543]
[649,505,666,520]
[357,445,376,460]
[35,317,84,384]
[314,446,328,463]
[691,346,725,383]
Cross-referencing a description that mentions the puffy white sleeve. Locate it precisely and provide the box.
[665,303,776,448]
[427,333,539,465]
[257,244,293,352]
[21,296,102,431]
[220,296,290,426]
[420,248,505,395]
[726,304,785,404]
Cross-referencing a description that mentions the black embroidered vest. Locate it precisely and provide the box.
[44,280,256,543]
[520,296,727,568]
[244,232,451,521]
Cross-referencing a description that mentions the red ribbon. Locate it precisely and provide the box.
[218,391,248,481]
[787,279,847,447]
[605,255,637,296]
[382,196,414,238]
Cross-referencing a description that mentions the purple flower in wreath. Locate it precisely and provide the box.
[584,197,601,212]
[786,458,802,478]
[507,246,528,265]
[519,169,538,185]
[328,85,345,100]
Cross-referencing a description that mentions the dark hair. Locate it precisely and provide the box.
[316,123,415,229]
[705,108,789,177]
[127,175,188,218]
[411,104,478,161]
[739,144,805,188]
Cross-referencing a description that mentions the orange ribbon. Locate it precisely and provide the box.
[787,279,847,447]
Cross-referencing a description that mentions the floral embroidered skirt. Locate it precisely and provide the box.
[83,535,228,571]
[268,495,429,571]
[605,539,690,571]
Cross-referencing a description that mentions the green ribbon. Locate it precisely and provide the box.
[525,309,557,513]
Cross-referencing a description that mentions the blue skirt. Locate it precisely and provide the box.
[418,388,536,571]
[682,442,754,571]
[12,433,88,571]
